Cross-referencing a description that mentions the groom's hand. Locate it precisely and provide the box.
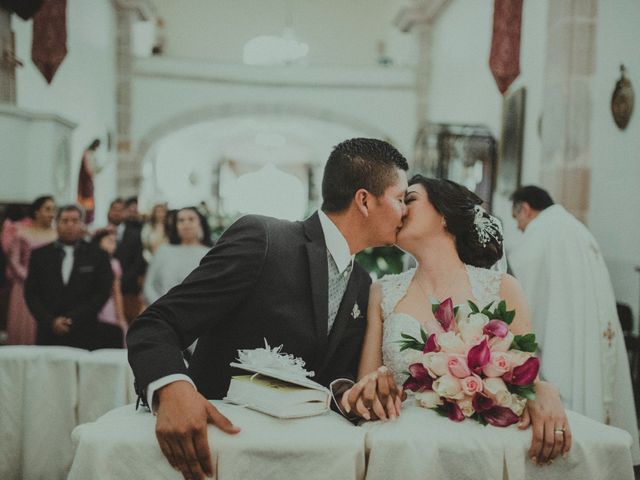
[155,381,240,479]
[341,366,404,421]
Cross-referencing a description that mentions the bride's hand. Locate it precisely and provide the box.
[518,380,572,464]
[341,366,404,421]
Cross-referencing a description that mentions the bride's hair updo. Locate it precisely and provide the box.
[408,175,503,268]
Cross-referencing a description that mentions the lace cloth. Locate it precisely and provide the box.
[379,266,503,385]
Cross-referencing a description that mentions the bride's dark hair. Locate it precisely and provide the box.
[408,175,503,268]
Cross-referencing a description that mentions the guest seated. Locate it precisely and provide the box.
[143,207,212,305]
[25,205,122,350]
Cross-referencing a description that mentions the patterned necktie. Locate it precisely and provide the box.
[327,251,352,333]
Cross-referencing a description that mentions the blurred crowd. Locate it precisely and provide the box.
[0,195,213,350]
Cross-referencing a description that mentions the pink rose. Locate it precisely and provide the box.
[447,354,471,379]
[482,351,510,378]
[460,374,484,396]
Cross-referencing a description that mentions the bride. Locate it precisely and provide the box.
[343,175,571,465]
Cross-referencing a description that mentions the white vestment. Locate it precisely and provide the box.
[509,205,639,463]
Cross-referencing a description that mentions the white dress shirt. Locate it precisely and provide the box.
[146,211,354,410]
[61,245,75,284]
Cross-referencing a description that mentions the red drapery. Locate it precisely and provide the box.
[31,0,67,84]
[489,0,523,95]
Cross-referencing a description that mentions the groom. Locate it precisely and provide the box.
[127,138,409,479]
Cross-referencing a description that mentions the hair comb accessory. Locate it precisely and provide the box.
[473,205,503,247]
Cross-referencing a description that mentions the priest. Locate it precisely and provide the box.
[508,185,639,463]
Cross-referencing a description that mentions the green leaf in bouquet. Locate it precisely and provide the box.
[508,384,537,401]
[471,412,488,426]
[482,301,495,312]
[434,405,449,418]
[510,334,538,352]
[432,303,439,314]
[468,300,479,313]
[504,310,516,325]
[397,333,425,352]
[420,329,428,343]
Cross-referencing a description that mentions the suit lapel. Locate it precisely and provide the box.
[303,213,329,345]
[319,272,360,372]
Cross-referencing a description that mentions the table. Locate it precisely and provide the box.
[68,399,635,480]
[69,401,367,480]
[361,402,634,480]
[0,346,135,480]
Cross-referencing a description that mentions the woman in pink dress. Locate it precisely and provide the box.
[6,196,57,345]
[93,228,127,346]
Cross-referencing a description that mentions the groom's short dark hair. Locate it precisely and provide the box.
[321,138,408,213]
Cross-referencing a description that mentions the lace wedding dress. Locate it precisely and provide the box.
[361,266,636,480]
[379,265,503,386]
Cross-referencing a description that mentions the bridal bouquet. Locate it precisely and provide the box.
[399,299,539,427]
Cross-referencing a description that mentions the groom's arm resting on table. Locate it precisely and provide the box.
[127,216,268,479]
[337,282,404,421]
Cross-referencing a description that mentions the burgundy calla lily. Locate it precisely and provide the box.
[472,393,494,413]
[467,338,491,371]
[403,363,434,392]
[447,401,465,422]
[435,298,456,332]
[503,357,540,386]
[423,333,439,353]
[483,406,520,427]
[483,319,509,338]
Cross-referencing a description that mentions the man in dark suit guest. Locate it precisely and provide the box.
[107,198,146,322]
[128,138,410,480]
[25,205,122,350]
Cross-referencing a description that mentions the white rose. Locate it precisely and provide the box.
[455,303,472,322]
[422,352,449,377]
[483,377,511,407]
[415,391,443,409]
[437,332,466,354]
[459,323,485,346]
[458,396,474,417]
[510,394,528,416]
[489,331,514,352]
[405,349,427,366]
[433,374,464,400]
[506,350,531,368]
[467,313,490,328]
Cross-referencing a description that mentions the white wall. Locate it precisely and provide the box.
[131,57,418,168]
[588,0,640,320]
[11,0,117,223]
[150,0,417,67]
[426,0,547,246]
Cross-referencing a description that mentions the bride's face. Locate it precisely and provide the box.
[396,184,446,251]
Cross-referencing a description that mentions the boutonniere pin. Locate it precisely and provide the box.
[351,303,361,319]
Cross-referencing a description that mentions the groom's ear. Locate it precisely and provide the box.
[354,188,370,218]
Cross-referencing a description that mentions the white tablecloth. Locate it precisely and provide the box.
[68,399,635,480]
[0,346,134,480]
[361,402,635,480]
[69,401,367,480]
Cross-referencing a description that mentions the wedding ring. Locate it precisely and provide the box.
[554,428,565,435]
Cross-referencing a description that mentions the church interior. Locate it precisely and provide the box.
[1,0,640,479]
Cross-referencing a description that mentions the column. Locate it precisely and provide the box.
[539,0,597,222]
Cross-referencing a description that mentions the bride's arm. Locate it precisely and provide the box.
[499,274,572,465]
[357,282,384,379]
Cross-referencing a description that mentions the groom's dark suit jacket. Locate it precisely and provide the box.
[127,212,371,402]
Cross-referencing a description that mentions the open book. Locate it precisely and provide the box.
[223,346,331,418]
[224,373,330,418]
